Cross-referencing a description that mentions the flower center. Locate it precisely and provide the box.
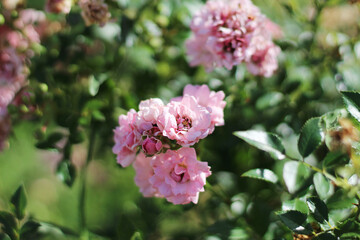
[176,115,192,131]
[170,164,190,183]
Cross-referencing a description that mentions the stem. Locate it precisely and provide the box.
[79,124,96,235]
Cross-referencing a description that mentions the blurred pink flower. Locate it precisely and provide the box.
[0,26,28,50]
[133,153,162,198]
[245,35,281,78]
[0,47,26,108]
[182,84,226,127]
[149,148,211,204]
[158,95,212,147]
[0,108,11,151]
[264,19,283,39]
[45,0,72,14]
[112,109,141,167]
[78,0,111,27]
[186,0,263,71]
[186,0,281,77]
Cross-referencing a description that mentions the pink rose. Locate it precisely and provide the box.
[112,109,141,167]
[0,47,26,108]
[186,0,281,77]
[149,148,211,204]
[142,137,163,156]
[181,84,226,127]
[45,0,72,14]
[158,95,212,146]
[133,153,162,198]
[245,35,281,78]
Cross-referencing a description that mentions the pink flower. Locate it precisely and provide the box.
[0,108,11,151]
[112,109,141,167]
[0,47,26,108]
[149,148,211,204]
[142,137,163,156]
[181,84,226,127]
[245,34,281,78]
[45,0,72,14]
[158,95,212,146]
[78,0,111,27]
[186,0,281,77]
[138,98,164,123]
[186,0,263,71]
[133,153,161,198]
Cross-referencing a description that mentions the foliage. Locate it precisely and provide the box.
[1,0,360,239]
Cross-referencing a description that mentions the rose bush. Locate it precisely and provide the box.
[0,0,360,239]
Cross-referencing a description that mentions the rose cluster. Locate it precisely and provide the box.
[0,7,48,150]
[186,0,281,77]
[113,84,226,204]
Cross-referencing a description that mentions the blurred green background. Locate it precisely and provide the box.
[1,0,360,239]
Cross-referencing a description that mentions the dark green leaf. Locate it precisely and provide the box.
[234,130,285,160]
[313,232,336,240]
[57,161,76,187]
[241,169,278,184]
[313,173,331,200]
[20,221,40,239]
[35,132,64,150]
[277,210,312,235]
[322,151,349,169]
[298,117,324,158]
[342,91,360,123]
[0,211,18,240]
[306,197,328,223]
[334,219,360,238]
[0,233,11,240]
[10,185,27,220]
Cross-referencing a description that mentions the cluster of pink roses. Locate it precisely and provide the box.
[0,7,48,150]
[186,0,282,77]
[113,84,226,204]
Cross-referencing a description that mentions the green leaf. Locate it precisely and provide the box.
[35,132,64,150]
[277,210,312,235]
[241,169,278,184]
[322,151,349,169]
[20,221,40,239]
[334,219,360,238]
[131,232,142,240]
[229,228,249,240]
[313,173,332,200]
[342,91,360,123]
[10,185,27,220]
[0,234,11,240]
[298,117,324,158]
[326,189,357,210]
[0,211,18,240]
[57,161,76,187]
[313,232,336,240]
[282,199,308,214]
[89,75,106,97]
[233,130,285,160]
[306,197,328,223]
[283,161,311,194]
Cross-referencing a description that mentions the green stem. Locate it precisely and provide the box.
[79,124,96,235]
